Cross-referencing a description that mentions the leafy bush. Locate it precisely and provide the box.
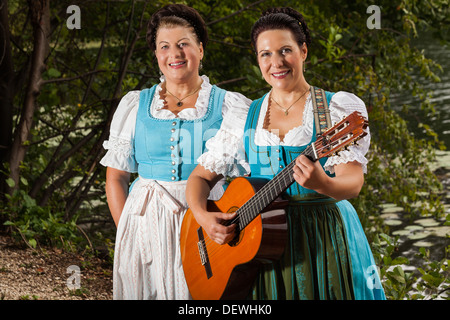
[2,178,82,251]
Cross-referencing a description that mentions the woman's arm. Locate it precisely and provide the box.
[105,167,131,227]
[186,165,236,244]
[293,155,364,201]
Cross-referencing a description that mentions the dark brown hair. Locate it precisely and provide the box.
[251,7,311,53]
[146,4,208,51]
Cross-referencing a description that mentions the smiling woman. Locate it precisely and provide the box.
[99,3,251,300]
[155,26,204,110]
[185,7,386,300]
[255,29,310,140]
[155,26,204,109]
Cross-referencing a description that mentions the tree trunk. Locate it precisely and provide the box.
[8,0,50,192]
[0,0,14,197]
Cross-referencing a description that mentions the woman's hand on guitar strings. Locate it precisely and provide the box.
[200,211,237,245]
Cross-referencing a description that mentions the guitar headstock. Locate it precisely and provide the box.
[312,111,368,160]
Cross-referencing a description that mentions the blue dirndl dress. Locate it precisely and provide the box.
[243,91,386,300]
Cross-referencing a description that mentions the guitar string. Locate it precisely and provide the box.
[198,127,363,258]
[199,142,320,257]
[194,120,366,261]
[198,119,367,262]
[199,136,342,256]
[222,141,316,227]
[198,160,298,259]
[189,115,366,263]
[200,136,355,259]
[199,155,300,258]
[233,130,363,223]
[198,140,358,263]
[223,116,366,230]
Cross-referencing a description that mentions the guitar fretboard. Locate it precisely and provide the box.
[229,144,316,230]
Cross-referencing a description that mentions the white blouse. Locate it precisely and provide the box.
[198,90,370,176]
[99,75,252,172]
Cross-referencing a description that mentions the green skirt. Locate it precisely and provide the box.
[250,201,354,300]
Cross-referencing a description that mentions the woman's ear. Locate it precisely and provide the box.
[301,42,308,60]
[199,41,204,60]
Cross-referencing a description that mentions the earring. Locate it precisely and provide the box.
[199,60,203,70]
[303,61,306,73]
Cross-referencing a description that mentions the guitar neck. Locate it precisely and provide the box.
[231,144,316,230]
[228,110,368,231]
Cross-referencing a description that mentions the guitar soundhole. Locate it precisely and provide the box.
[227,206,244,247]
[228,231,244,247]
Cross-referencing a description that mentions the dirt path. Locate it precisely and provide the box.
[0,235,113,300]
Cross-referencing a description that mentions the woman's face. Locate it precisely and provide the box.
[155,26,203,83]
[256,29,307,92]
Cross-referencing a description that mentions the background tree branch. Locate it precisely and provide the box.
[8,0,50,193]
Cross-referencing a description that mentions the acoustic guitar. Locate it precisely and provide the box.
[180,111,368,300]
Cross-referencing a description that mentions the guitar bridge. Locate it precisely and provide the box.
[197,241,207,266]
[197,227,212,279]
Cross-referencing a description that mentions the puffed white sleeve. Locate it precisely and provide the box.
[99,91,140,172]
[324,91,371,174]
[197,91,252,177]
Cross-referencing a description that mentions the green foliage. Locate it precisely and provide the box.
[371,233,416,300]
[2,177,82,250]
[414,246,450,299]
[371,232,450,300]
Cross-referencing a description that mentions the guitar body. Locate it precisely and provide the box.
[180,177,288,300]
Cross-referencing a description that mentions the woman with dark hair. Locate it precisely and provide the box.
[100,4,250,299]
[186,7,386,300]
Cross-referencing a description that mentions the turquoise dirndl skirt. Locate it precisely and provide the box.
[250,198,386,300]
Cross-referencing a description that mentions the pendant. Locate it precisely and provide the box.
[284,110,289,116]
[176,101,183,107]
